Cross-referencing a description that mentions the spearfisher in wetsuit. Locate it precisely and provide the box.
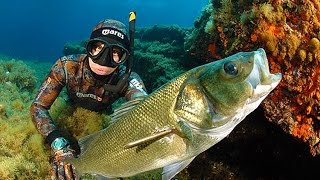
[30,13,146,179]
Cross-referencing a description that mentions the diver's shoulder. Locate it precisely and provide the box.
[59,54,86,63]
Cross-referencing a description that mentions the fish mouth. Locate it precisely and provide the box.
[246,48,282,98]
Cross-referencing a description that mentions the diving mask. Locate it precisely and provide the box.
[86,39,129,68]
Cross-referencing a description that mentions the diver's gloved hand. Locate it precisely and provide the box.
[46,130,80,180]
[50,138,77,180]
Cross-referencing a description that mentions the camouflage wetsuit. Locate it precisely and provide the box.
[30,54,147,138]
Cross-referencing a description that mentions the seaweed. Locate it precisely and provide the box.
[0,59,37,92]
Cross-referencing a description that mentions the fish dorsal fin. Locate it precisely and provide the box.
[111,96,146,123]
[78,130,103,154]
[125,128,174,149]
[162,156,196,180]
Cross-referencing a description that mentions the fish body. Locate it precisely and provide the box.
[68,48,282,179]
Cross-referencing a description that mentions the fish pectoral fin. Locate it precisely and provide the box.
[162,156,196,180]
[177,120,193,142]
[124,128,174,149]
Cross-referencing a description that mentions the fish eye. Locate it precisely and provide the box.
[224,62,238,75]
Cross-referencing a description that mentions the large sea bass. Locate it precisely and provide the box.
[68,48,282,179]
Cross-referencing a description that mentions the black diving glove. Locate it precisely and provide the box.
[46,130,80,180]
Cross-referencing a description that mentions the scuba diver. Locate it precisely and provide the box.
[30,12,147,179]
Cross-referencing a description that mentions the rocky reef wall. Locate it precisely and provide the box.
[185,0,320,156]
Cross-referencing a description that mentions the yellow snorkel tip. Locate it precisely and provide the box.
[129,11,136,22]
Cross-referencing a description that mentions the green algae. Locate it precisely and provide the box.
[0,59,50,179]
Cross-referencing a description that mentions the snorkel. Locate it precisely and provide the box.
[103,11,136,93]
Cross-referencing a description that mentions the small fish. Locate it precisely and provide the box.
[67,48,282,179]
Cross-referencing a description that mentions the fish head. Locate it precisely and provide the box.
[175,48,281,134]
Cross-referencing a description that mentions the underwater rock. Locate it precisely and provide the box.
[134,26,192,91]
[133,51,186,91]
[185,0,320,156]
[63,41,87,56]
[133,25,192,91]
[136,25,187,45]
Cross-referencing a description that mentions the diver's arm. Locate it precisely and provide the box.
[123,72,148,100]
[30,59,66,138]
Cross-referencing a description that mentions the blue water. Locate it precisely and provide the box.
[0,0,208,62]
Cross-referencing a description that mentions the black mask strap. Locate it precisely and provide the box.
[90,27,130,48]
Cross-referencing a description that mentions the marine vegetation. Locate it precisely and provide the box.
[50,99,110,140]
[0,59,50,179]
[185,0,320,156]
[66,48,281,179]
[0,59,37,92]
[0,58,109,179]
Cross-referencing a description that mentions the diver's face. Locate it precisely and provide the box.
[88,41,122,75]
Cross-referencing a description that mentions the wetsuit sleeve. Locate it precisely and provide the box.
[30,59,66,137]
[123,72,148,100]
